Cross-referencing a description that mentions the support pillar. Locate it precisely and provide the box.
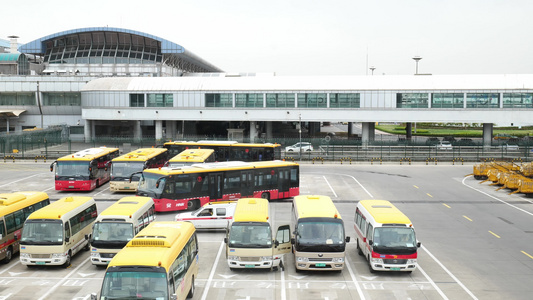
[133,121,142,142]
[166,121,177,141]
[249,121,258,143]
[405,123,412,141]
[155,120,163,142]
[347,122,353,137]
[362,122,375,145]
[266,121,273,139]
[483,123,493,147]
[84,119,92,143]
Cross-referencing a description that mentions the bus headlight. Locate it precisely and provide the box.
[332,257,344,263]
[407,259,417,264]
[371,257,383,264]
[52,253,64,258]
[91,253,100,258]
[296,257,309,262]
[228,256,239,261]
[261,256,272,261]
[20,253,30,258]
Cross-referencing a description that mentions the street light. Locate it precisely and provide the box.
[299,113,302,160]
[412,56,422,75]
[369,66,376,75]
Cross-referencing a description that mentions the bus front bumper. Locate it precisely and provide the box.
[227,256,280,269]
[20,252,68,266]
[369,258,417,272]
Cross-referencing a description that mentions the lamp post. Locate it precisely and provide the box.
[412,56,422,75]
[370,66,376,75]
[299,113,302,160]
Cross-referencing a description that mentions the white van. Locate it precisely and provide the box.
[175,201,236,229]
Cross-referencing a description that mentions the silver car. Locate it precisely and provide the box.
[285,142,313,152]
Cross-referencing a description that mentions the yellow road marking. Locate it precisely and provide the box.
[488,231,500,238]
[442,203,451,208]
[463,215,473,222]
[426,193,433,198]
[521,251,533,260]
[413,185,419,189]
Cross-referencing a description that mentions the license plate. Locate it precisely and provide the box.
[36,262,46,265]
[391,267,401,271]
[69,186,74,188]
[124,186,130,189]
[245,264,255,268]
[315,263,326,267]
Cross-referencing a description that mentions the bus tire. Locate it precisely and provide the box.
[63,251,71,268]
[356,240,363,256]
[3,246,12,263]
[188,200,199,210]
[187,276,195,298]
[83,238,91,251]
[261,192,270,201]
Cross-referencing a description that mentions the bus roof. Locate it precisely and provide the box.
[109,221,195,270]
[98,197,153,218]
[112,148,167,162]
[233,198,269,223]
[57,147,119,161]
[28,196,94,220]
[144,160,298,175]
[293,195,341,219]
[358,200,412,225]
[164,140,280,148]
[168,149,214,163]
[0,191,48,216]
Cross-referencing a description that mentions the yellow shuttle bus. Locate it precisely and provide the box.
[291,195,350,271]
[0,191,50,263]
[167,148,216,168]
[354,200,420,273]
[90,196,156,266]
[20,196,97,267]
[224,198,291,271]
[110,148,169,192]
[94,221,198,300]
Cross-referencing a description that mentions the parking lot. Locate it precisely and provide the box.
[1,162,533,299]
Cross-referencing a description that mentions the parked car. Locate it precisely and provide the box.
[435,141,453,150]
[285,142,313,152]
[442,136,456,144]
[175,201,237,229]
[500,143,519,151]
[425,137,440,146]
[455,138,476,146]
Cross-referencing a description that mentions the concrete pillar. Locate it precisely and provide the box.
[166,121,177,141]
[483,123,493,147]
[84,120,92,142]
[362,122,375,145]
[249,121,257,143]
[405,123,412,141]
[155,120,163,141]
[347,122,353,137]
[133,121,142,141]
[266,121,273,139]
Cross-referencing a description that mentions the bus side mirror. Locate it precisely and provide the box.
[90,293,97,300]
[345,236,351,243]
[417,242,421,248]
[224,237,228,244]
[368,240,373,245]
[65,237,70,243]
[274,240,280,248]
[291,238,295,244]
[49,161,56,172]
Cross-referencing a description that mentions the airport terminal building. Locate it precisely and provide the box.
[1,27,532,145]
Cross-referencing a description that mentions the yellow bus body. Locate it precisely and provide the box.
[233,198,269,223]
[20,196,97,267]
[98,221,198,299]
[110,148,168,192]
[358,200,412,226]
[90,196,155,265]
[57,147,120,161]
[0,191,50,262]
[292,195,348,271]
[168,149,215,167]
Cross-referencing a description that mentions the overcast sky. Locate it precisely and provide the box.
[3,0,532,76]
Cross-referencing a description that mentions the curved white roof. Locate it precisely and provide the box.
[82,74,533,92]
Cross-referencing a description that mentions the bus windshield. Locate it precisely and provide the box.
[296,220,345,252]
[56,161,90,179]
[372,227,417,254]
[111,162,145,180]
[228,222,272,248]
[20,220,63,245]
[100,270,168,299]
[138,173,165,195]
[92,222,134,248]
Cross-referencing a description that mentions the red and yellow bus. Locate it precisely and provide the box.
[110,148,169,192]
[0,192,50,263]
[136,160,299,212]
[163,140,281,161]
[50,147,120,191]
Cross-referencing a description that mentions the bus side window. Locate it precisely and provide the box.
[0,220,5,238]
[366,223,373,243]
[65,222,71,242]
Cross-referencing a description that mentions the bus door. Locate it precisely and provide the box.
[274,224,292,255]
[278,168,290,198]
[209,173,223,201]
[241,171,253,197]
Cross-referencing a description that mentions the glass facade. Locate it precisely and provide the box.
[205,94,232,107]
[266,93,295,108]
[0,93,34,105]
[330,93,360,108]
[297,93,327,108]
[235,94,263,107]
[130,94,144,107]
[147,94,173,107]
[466,93,499,108]
[503,93,533,108]
[396,93,428,108]
[431,93,464,108]
[42,93,81,106]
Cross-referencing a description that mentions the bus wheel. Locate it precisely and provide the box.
[261,192,270,200]
[188,200,199,210]
[356,240,363,256]
[3,247,12,263]
[63,252,71,268]
[83,238,91,251]
[187,276,195,298]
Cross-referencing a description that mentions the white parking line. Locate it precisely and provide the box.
[323,176,338,198]
[344,255,366,300]
[0,173,46,188]
[37,257,91,300]
[200,240,225,300]
[416,264,449,300]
